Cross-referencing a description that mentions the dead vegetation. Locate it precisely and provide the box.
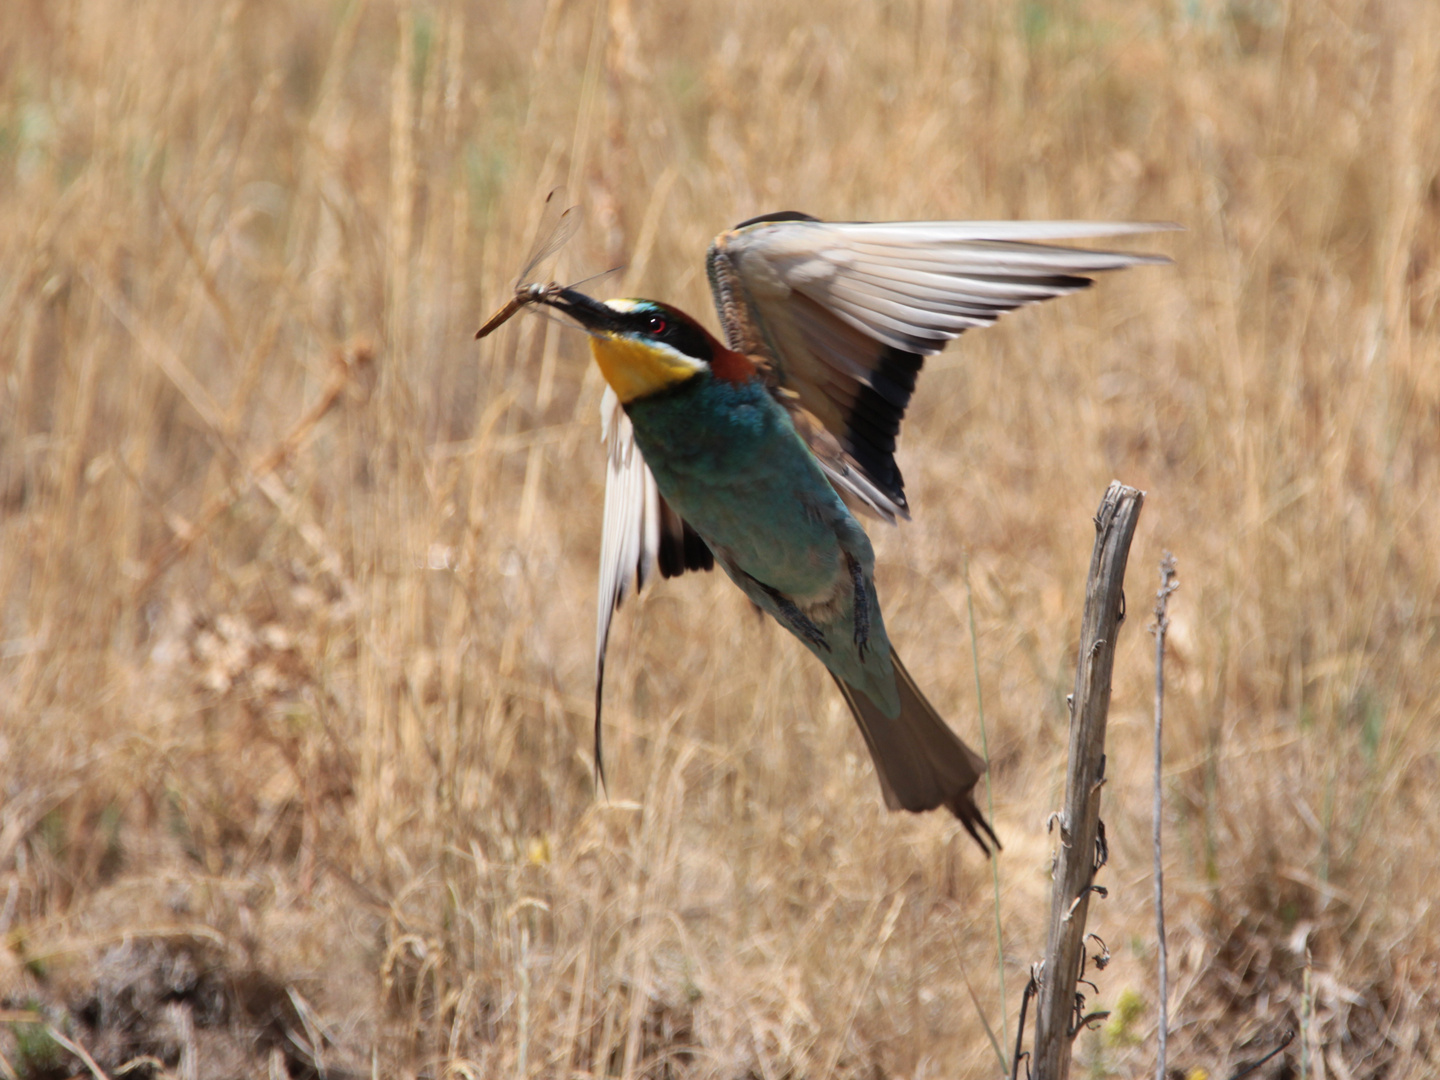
[2,0,1439,1076]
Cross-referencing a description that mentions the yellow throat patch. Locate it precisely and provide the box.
[587,302,705,403]
[589,335,703,403]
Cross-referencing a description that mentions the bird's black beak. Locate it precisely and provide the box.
[538,286,620,334]
[476,283,619,341]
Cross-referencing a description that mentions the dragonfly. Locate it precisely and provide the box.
[475,194,582,339]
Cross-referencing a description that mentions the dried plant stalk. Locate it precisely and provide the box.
[1032,482,1144,1080]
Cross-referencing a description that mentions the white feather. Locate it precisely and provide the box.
[596,386,662,680]
[812,220,1179,243]
[730,218,1174,356]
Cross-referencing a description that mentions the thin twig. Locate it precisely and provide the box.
[1227,1029,1296,1080]
[966,552,1009,1074]
[1011,966,1040,1080]
[958,963,1010,1076]
[1300,951,1313,1080]
[45,1026,113,1080]
[1151,553,1179,1080]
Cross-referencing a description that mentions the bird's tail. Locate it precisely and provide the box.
[832,649,1001,854]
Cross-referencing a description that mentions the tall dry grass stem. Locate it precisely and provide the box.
[965,551,1009,1074]
[1151,553,1178,1080]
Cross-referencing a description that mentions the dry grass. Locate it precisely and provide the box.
[2,0,1438,1076]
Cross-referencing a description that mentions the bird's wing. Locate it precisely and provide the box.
[707,215,1174,521]
[594,386,713,785]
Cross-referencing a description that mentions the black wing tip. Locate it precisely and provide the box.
[842,435,907,507]
[731,210,821,229]
[594,661,609,797]
[685,532,716,573]
[658,521,715,578]
[830,343,924,512]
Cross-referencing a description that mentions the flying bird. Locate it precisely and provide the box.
[480,211,1171,852]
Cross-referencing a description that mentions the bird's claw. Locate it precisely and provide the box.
[758,580,830,652]
[800,620,831,652]
[787,609,830,652]
[850,557,870,660]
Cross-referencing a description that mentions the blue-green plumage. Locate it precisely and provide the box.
[532,286,999,851]
[626,372,903,716]
[483,213,1166,852]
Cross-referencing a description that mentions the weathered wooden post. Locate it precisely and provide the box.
[1030,481,1144,1080]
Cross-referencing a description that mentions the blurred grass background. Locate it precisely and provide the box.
[1,0,1438,1076]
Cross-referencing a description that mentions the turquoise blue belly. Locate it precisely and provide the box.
[624,375,901,716]
[626,378,846,599]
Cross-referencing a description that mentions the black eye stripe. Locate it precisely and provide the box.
[622,305,713,364]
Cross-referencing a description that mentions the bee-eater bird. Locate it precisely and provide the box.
[485,211,1170,853]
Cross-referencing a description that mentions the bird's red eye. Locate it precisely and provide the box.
[647,314,667,334]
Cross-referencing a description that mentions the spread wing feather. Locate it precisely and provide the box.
[590,215,1169,779]
[594,387,712,785]
[707,216,1174,519]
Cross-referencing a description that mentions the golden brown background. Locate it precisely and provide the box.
[1,0,1437,1076]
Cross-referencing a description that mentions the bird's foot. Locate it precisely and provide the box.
[850,557,870,661]
[759,582,830,653]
